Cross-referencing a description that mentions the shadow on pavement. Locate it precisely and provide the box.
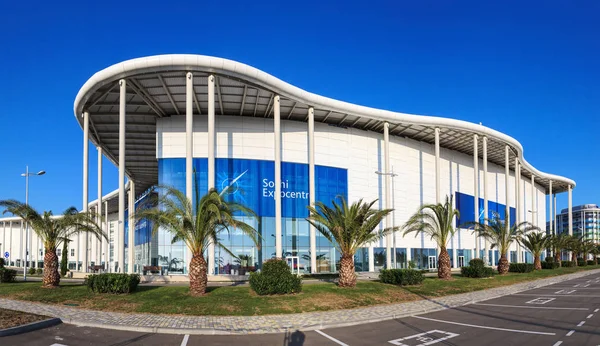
[283,330,305,346]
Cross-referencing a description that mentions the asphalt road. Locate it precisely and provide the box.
[4,274,600,346]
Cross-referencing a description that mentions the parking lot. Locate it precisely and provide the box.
[4,275,600,346]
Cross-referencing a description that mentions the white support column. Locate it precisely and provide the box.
[515,157,521,262]
[553,194,557,234]
[128,180,135,274]
[274,95,282,259]
[568,185,573,236]
[97,146,103,268]
[118,79,126,273]
[207,74,215,275]
[549,181,553,235]
[483,136,489,264]
[9,221,12,265]
[103,201,108,268]
[434,128,441,204]
[2,222,4,259]
[505,146,510,260]
[308,107,317,273]
[531,175,535,227]
[186,72,194,200]
[82,111,89,272]
[473,135,479,257]
[384,122,392,269]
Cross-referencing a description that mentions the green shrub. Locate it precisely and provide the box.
[460,258,495,278]
[577,258,587,267]
[0,268,17,283]
[36,268,43,275]
[249,259,302,295]
[545,257,555,263]
[0,258,5,268]
[587,260,595,266]
[561,260,575,267]
[508,263,535,273]
[28,267,36,275]
[379,269,424,285]
[85,273,140,294]
[541,261,559,269]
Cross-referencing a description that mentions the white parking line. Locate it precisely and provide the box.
[315,330,349,346]
[473,303,588,310]
[412,316,556,335]
[587,314,594,319]
[553,341,563,346]
[515,294,600,297]
[583,284,590,288]
[566,330,575,336]
[180,334,189,346]
[595,308,599,313]
[577,321,586,327]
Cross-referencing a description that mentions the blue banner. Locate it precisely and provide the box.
[455,191,516,228]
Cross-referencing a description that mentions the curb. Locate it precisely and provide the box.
[0,318,62,337]
[1,268,599,335]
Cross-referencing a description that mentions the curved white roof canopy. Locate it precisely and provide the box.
[74,54,575,197]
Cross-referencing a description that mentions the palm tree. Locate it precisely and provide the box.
[549,233,571,267]
[136,185,260,296]
[306,197,395,288]
[591,245,600,265]
[0,200,105,288]
[466,211,536,274]
[564,235,583,264]
[403,195,459,279]
[518,232,548,270]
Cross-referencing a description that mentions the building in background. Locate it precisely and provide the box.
[554,204,600,241]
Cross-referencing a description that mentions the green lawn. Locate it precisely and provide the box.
[0,265,597,316]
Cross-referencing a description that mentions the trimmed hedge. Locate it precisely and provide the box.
[0,268,17,283]
[36,268,43,275]
[379,269,424,286]
[587,260,595,266]
[0,258,5,268]
[508,263,535,273]
[249,259,302,295]
[561,260,575,267]
[541,261,559,269]
[461,258,495,278]
[85,273,140,294]
[577,259,587,267]
[28,267,36,275]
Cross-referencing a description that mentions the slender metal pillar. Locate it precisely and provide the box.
[274,95,282,259]
[483,137,489,264]
[473,135,479,257]
[128,180,135,274]
[118,79,126,273]
[186,72,194,199]
[515,157,521,262]
[568,185,573,236]
[308,107,317,273]
[384,122,392,269]
[434,128,440,204]
[97,147,103,268]
[549,181,553,235]
[531,175,535,227]
[82,111,89,272]
[505,146,510,259]
[206,75,215,275]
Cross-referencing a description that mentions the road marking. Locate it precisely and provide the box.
[595,308,599,313]
[578,321,586,327]
[525,297,555,305]
[566,330,575,336]
[180,334,189,346]
[588,314,594,319]
[553,341,563,346]
[515,294,600,297]
[388,330,459,346]
[574,284,580,287]
[474,303,587,310]
[583,284,590,288]
[50,344,68,346]
[412,316,556,335]
[555,290,566,294]
[315,330,349,346]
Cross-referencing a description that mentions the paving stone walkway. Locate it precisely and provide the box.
[1,269,599,335]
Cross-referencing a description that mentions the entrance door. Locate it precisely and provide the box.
[458,256,465,268]
[428,256,437,271]
[286,256,300,276]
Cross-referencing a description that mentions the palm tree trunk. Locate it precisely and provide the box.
[338,253,356,288]
[43,249,60,288]
[498,254,509,274]
[554,251,562,268]
[189,253,208,296]
[571,251,577,265]
[533,255,541,270]
[438,246,452,279]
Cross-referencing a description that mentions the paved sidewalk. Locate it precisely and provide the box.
[1,269,599,335]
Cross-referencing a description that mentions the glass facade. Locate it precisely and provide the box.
[411,248,437,269]
[156,157,348,274]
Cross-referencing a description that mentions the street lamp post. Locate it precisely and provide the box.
[375,167,398,268]
[21,166,45,281]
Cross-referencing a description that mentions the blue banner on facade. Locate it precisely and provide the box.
[159,158,348,219]
[455,191,516,228]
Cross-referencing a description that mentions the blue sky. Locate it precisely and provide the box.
[0,1,597,216]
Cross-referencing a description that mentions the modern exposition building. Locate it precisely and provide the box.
[0,54,577,275]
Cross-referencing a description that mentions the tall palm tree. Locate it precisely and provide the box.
[518,232,548,270]
[402,195,459,279]
[564,235,584,264]
[136,185,260,296]
[549,233,571,267]
[306,197,395,288]
[0,200,105,287]
[466,211,536,274]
